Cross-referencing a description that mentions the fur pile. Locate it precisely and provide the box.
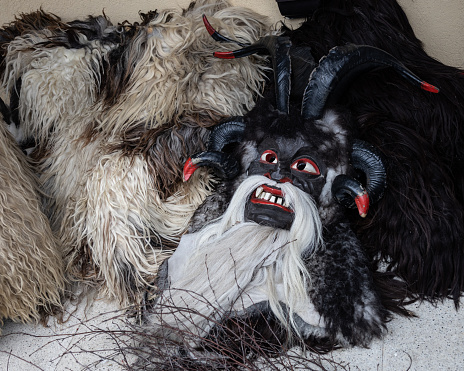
[0,0,461,363]
[0,0,272,305]
[0,111,64,329]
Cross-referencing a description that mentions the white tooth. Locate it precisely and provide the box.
[255,186,263,197]
[276,198,283,205]
[270,196,276,203]
[263,192,271,201]
[284,199,290,208]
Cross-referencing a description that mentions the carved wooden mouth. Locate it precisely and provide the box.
[250,185,293,213]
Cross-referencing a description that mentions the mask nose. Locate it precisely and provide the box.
[264,172,292,184]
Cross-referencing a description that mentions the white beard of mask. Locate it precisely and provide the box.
[150,175,326,343]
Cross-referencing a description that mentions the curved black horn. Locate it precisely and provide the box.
[183,118,245,181]
[202,15,248,47]
[214,36,292,114]
[203,15,292,114]
[207,117,246,152]
[184,151,241,181]
[213,35,292,114]
[332,140,386,217]
[351,139,387,204]
[302,44,439,120]
[332,174,369,217]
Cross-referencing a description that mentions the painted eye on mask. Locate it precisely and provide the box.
[291,158,320,175]
[260,150,278,164]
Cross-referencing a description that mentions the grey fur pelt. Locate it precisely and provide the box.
[0,0,271,305]
[0,113,64,330]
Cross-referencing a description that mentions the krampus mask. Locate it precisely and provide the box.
[152,27,438,350]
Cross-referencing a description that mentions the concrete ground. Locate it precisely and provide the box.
[0,297,463,370]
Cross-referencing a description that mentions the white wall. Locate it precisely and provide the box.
[1,0,463,68]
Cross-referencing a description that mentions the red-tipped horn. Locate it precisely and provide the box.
[332,175,370,218]
[183,118,246,181]
[183,157,199,182]
[204,14,293,113]
[302,44,439,120]
[211,34,292,114]
[331,140,386,217]
[202,15,248,47]
[203,16,292,113]
[183,151,241,181]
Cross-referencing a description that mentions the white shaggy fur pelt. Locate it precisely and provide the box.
[0,0,272,305]
[0,117,64,330]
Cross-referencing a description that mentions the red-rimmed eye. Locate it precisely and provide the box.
[291,158,320,175]
[260,150,278,164]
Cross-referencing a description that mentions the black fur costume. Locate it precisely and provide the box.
[283,0,464,305]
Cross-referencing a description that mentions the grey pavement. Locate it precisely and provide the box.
[0,297,463,370]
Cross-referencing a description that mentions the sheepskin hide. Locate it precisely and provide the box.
[0,0,272,305]
[282,0,464,304]
[0,114,64,329]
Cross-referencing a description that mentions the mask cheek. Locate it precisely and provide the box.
[292,175,324,196]
[291,175,311,194]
